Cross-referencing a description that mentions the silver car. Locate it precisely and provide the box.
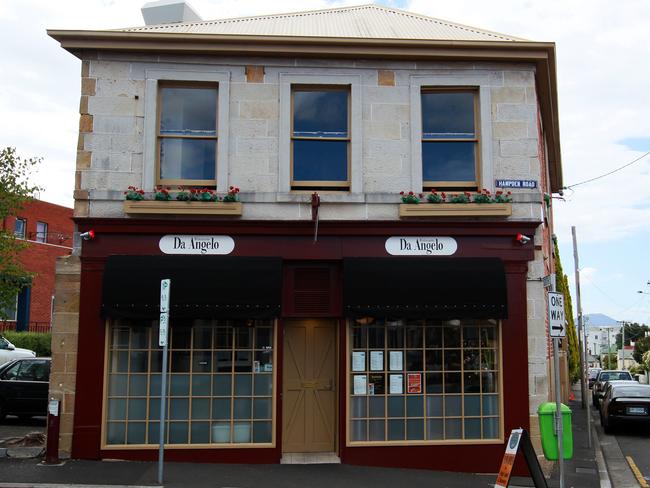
[0,335,36,366]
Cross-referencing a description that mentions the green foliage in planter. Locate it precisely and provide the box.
[2,331,51,357]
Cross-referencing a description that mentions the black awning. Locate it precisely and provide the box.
[102,256,282,319]
[343,258,507,319]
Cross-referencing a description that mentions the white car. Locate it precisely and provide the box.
[0,335,36,366]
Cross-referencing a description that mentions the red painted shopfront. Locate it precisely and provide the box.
[72,218,538,473]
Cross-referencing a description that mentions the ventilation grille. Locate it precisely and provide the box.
[290,267,332,316]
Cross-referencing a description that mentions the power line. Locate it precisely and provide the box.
[562,151,650,190]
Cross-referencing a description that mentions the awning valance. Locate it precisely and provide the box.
[343,258,507,319]
[102,256,282,319]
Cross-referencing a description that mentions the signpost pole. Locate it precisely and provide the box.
[553,337,565,488]
[157,279,171,486]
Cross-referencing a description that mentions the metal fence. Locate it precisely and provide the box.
[0,321,51,333]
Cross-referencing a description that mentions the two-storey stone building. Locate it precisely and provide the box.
[48,3,563,473]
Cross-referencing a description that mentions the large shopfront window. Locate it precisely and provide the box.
[348,319,501,444]
[104,319,275,447]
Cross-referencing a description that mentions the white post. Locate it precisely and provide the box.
[158,279,171,485]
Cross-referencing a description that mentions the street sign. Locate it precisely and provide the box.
[160,279,170,313]
[159,312,169,347]
[548,292,566,338]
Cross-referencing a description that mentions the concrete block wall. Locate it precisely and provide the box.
[73,53,544,220]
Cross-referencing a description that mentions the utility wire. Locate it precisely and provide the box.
[562,151,650,190]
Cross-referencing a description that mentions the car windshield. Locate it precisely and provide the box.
[600,372,632,381]
[588,370,600,379]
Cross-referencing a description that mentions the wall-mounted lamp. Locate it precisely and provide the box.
[80,230,95,241]
[516,233,531,245]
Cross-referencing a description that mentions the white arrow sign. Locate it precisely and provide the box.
[548,292,566,338]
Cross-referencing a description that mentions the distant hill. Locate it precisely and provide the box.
[579,313,619,327]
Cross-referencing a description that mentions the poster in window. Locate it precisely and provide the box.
[369,374,385,395]
[407,373,422,394]
[352,351,366,372]
[370,351,384,371]
[353,375,367,395]
[389,374,403,394]
[389,351,403,371]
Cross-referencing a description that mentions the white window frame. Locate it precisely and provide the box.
[410,74,493,192]
[143,69,230,193]
[14,218,26,239]
[279,73,362,195]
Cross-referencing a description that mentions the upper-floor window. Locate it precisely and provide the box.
[14,218,26,239]
[421,90,479,190]
[36,222,48,243]
[291,86,350,190]
[157,83,218,187]
[0,293,18,321]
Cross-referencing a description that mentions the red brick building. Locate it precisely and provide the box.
[1,199,73,331]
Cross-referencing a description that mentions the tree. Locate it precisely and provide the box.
[0,147,42,319]
[615,322,649,349]
[553,236,581,383]
[633,336,650,364]
[602,353,617,369]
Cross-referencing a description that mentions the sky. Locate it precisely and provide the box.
[1,0,649,324]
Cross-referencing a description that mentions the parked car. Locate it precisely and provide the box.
[592,370,634,407]
[588,368,602,389]
[0,335,36,366]
[0,357,51,421]
[600,382,650,434]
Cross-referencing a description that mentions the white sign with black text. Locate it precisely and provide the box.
[548,292,566,337]
[385,237,457,256]
[159,235,234,255]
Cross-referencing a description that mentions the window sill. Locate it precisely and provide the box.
[123,200,243,216]
[399,203,512,218]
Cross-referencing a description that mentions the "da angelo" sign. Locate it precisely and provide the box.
[159,235,234,255]
[385,237,457,256]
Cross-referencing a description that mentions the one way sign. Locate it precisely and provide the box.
[548,292,566,338]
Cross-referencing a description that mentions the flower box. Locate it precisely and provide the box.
[399,203,512,218]
[123,200,243,216]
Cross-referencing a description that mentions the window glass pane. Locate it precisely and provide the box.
[192,398,210,420]
[464,372,481,393]
[293,89,348,137]
[406,396,424,417]
[113,328,130,348]
[426,396,442,417]
[160,87,216,135]
[443,326,461,348]
[171,352,191,373]
[351,397,366,419]
[212,398,231,420]
[160,138,216,181]
[422,92,474,138]
[255,327,272,349]
[211,422,231,443]
[193,327,212,349]
[213,375,232,396]
[107,422,125,444]
[192,374,211,396]
[369,419,385,441]
[387,419,405,440]
[483,395,499,415]
[235,327,252,349]
[464,395,481,416]
[234,375,252,396]
[464,418,482,439]
[149,399,160,420]
[352,327,367,349]
[405,327,422,348]
[254,374,272,396]
[386,327,403,348]
[369,396,385,418]
[149,374,161,396]
[388,396,404,417]
[368,327,385,348]
[108,399,126,420]
[170,375,190,396]
[445,418,462,439]
[191,421,210,444]
[253,399,272,419]
[214,351,232,373]
[148,422,161,444]
[422,141,476,183]
[215,328,232,349]
[445,395,461,416]
[233,399,252,419]
[109,374,128,396]
[293,140,348,182]
[233,422,251,443]
[406,351,423,371]
[351,420,366,441]
[170,398,189,420]
[427,419,443,439]
[425,350,442,371]
[36,222,48,243]
[14,218,26,239]
[481,350,498,370]
[425,326,442,348]
[193,351,211,373]
[482,372,498,393]
[130,328,148,349]
[130,352,148,373]
[128,398,147,420]
[407,419,424,440]
[169,422,188,444]
[234,351,252,373]
[483,417,499,439]
[126,422,146,444]
[253,422,272,443]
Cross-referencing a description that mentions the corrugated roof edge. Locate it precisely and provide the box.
[114,4,529,42]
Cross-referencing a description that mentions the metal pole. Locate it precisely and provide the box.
[621,321,626,370]
[553,337,564,488]
[158,340,168,485]
[572,226,591,448]
[571,226,586,409]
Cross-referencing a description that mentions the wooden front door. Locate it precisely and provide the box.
[282,320,337,453]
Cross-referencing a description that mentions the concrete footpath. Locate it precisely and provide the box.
[0,388,613,488]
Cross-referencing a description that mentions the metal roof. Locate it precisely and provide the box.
[120,4,527,42]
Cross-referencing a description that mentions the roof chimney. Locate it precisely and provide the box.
[141,0,202,25]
